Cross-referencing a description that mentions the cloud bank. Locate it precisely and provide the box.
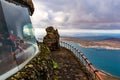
[31,0,120,30]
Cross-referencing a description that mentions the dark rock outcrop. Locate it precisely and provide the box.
[5,0,34,15]
[43,26,60,51]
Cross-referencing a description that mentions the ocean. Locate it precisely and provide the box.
[70,42,120,78]
[65,34,120,40]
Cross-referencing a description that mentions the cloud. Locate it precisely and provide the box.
[31,0,120,29]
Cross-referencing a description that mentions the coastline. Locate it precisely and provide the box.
[60,37,120,50]
[78,43,120,80]
[99,70,120,80]
[78,43,120,50]
[60,38,120,80]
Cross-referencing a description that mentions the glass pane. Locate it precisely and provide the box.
[0,0,38,77]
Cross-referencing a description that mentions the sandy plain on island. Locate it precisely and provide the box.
[60,37,120,50]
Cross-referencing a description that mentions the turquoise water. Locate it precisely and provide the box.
[70,42,120,77]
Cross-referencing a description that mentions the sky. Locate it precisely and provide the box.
[30,0,120,37]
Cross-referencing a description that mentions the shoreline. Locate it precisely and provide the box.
[99,70,120,80]
[78,43,120,80]
[100,70,116,77]
[78,43,120,50]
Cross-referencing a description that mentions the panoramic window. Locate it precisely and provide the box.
[0,0,38,77]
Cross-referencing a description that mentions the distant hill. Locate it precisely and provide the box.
[103,38,120,41]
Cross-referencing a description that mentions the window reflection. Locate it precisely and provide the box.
[0,0,38,77]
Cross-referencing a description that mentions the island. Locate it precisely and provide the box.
[61,37,120,50]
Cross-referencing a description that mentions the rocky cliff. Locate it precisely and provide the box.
[43,26,60,51]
